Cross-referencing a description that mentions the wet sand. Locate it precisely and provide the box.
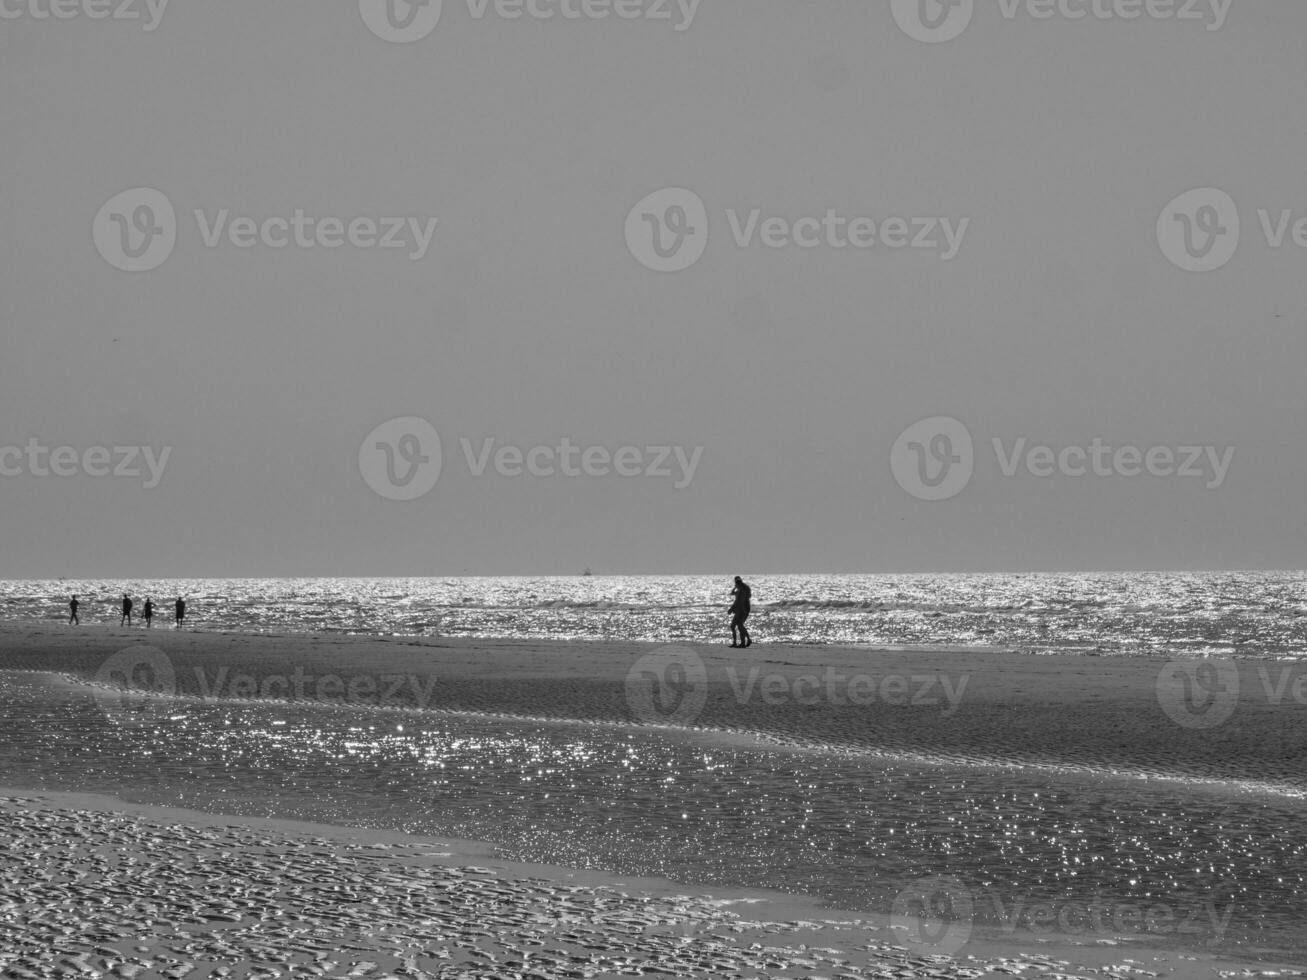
[1,622,1303,783]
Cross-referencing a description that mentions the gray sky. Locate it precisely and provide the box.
[1,0,1304,577]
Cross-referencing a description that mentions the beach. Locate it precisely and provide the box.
[8,0,1307,971]
[0,789,1279,980]
[1,621,1301,785]
[1,623,1304,977]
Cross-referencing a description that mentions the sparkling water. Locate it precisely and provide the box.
[7,570,1307,656]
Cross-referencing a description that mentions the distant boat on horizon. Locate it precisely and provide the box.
[581,567,592,576]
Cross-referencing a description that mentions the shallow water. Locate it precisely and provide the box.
[1,672,1303,961]
[6,571,1307,656]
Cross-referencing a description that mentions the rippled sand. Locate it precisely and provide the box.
[0,791,1285,980]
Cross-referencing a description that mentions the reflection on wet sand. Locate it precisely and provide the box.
[0,671,1302,960]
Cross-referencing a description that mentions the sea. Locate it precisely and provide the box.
[0,572,1304,963]
[5,570,1307,656]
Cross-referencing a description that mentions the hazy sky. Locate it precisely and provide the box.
[1,0,1304,577]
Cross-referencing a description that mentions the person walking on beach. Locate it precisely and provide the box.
[174,596,185,628]
[143,598,154,628]
[120,594,133,627]
[68,595,79,626]
[729,576,752,648]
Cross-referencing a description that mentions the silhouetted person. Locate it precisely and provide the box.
[68,595,79,626]
[143,598,154,628]
[729,576,752,648]
[120,594,133,627]
[174,597,185,628]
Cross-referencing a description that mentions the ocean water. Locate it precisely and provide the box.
[2,572,1306,962]
[4,570,1307,657]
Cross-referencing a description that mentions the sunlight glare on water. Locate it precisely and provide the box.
[0,673,1302,956]
[4,571,1307,656]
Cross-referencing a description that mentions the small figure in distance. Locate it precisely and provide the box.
[120,594,133,627]
[729,576,752,648]
[68,595,79,626]
[143,598,154,629]
[174,596,186,628]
